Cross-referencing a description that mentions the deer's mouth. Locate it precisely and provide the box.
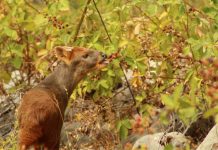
[96,53,109,69]
[99,58,109,64]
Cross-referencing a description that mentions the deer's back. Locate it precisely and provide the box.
[18,88,63,146]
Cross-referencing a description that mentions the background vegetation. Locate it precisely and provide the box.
[0,0,218,149]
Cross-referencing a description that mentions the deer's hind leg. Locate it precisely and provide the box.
[19,144,41,150]
[19,145,27,150]
[18,127,43,150]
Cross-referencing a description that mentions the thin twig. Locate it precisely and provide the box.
[119,63,139,114]
[183,113,202,135]
[183,0,207,110]
[183,0,190,38]
[24,32,32,85]
[24,0,41,14]
[92,0,139,114]
[8,96,17,108]
[135,5,160,29]
[73,0,92,43]
[100,86,129,105]
[120,63,136,104]
[92,0,112,43]
[183,0,214,23]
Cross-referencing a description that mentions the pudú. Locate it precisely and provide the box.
[18,46,108,150]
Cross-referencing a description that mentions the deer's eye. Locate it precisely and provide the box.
[83,54,89,59]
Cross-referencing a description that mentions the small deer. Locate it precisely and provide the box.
[18,46,108,150]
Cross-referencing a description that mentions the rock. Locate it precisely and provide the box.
[112,87,135,118]
[185,116,215,143]
[0,94,19,138]
[132,132,189,150]
[197,125,218,150]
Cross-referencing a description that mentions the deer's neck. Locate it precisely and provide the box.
[39,63,84,101]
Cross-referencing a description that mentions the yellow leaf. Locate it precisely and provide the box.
[37,49,48,57]
[119,38,129,47]
[75,113,82,121]
[159,11,168,20]
[195,26,204,37]
[134,24,141,35]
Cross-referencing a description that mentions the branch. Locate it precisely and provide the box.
[92,0,112,43]
[73,0,92,42]
[183,0,214,23]
[135,5,161,29]
[24,0,41,14]
[92,0,139,114]
[183,0,207,109]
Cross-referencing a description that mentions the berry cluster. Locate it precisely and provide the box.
[188,7,196,13]
[162,25,181,38]
[107,51,120,62]
[132,116,145,135]
[138,33,152,53]
[200,58,218,69]
[44,14,69,30]
[162,25,186,55]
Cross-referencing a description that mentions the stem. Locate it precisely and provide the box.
[73,0,92,43]
[92,0,112,43]
[92,0,139,114]
[24,0,41,14]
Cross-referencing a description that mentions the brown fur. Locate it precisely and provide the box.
[18,46,107,150]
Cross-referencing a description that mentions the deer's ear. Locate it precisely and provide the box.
[54,46,75,64]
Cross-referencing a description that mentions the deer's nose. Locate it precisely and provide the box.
[101,53,107,60]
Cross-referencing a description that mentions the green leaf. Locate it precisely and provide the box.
[184,69,194,84]
[211,0,218,4]
[4,27,18,40]
[164,144,173,150]
[78,87,82,96]
[202,7,217,16]
[116,121,122,130]
[58,0,70,11]
[119,125,128,140]
[99,80,109,89]
[173,84,183,101]
[179,107,196,118]
[146,4,158,16]
[11,57,22,69]
[161,94,176,109]
[10,44,24,57]
[23,21,36,31]
[59,34,71,44]
[179,5,185,15]
[119,39,129,47]
[107,69,115,77]
[136,61,146,74]
[122,119,132,129]
[204,107,218,118]
[36,61,49,75]
[179,96,193,107]
[0,70,10,83]
[34,14,47,27]
[189,76,200,100]
[136,95,144,103]
[160,111,169,125]
[48,3,59,14]
[125,57,135,67]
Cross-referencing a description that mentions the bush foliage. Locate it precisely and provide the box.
[0,0,218,143]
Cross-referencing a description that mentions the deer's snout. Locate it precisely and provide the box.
[100,52,107,61]
[97,52,109,68]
